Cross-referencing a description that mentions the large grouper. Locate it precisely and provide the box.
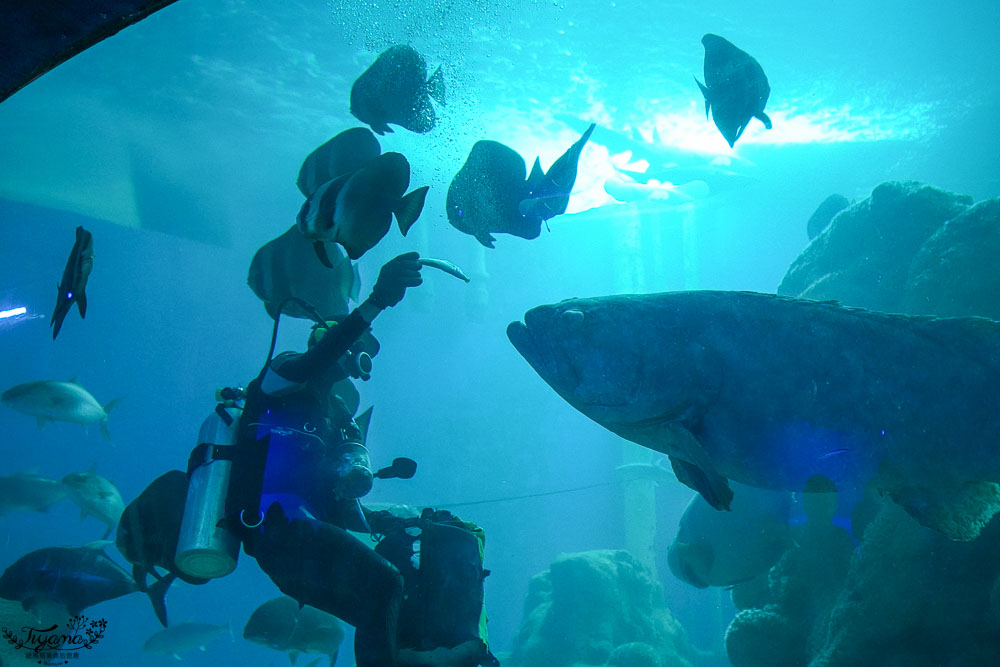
[507,290,1000,541]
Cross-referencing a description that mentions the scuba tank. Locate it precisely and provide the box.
[174,388,244,579]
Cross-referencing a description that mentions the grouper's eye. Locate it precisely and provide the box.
[560,309,584,331]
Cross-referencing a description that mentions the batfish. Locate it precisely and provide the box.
[350,45,445,135]
[519,123,596,224]
[51,225,94,340]
[447,127,594,249]
[248,225,360,321]
[2,379,119,440]
[447,141,534,249]
[695,34,771,148]
[0,542,138,616]
[508,290,1000,541]
[297,152,428,261]
[297,127,382,199]
[116,470,210,627]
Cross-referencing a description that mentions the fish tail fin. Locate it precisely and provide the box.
[395,186,429,236]
[579,122,596,146]
[757,111,772,129]
[426,65,446,105]
[77,291,88,318]
[148,573,177,627]
[100,397,121,441]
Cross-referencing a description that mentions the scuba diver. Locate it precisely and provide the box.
[208,251,495,667]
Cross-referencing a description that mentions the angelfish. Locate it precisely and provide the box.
[50,225,94,339]
[297,152,428,262]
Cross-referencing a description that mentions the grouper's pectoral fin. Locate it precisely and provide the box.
[659,422,732,510]
[670,456,733,511]
[887,480,1000,541]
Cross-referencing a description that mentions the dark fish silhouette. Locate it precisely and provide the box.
[807,194,851,240]
[297,127,382,199]
[248,225,360,322]
[143,621,230,657]
[447,126,595,249]
[350,45,445,135]
[508,290,1000,541]
[519,124,596,224]
[695,34,771,148]
[447,141,534,249]
[0,542,138,616]
[116,471,209,626]
[0,472,67,515]
[50,226,94,339]
[243,596,345,664]
[0,1,179,103]
[297,152,428,261]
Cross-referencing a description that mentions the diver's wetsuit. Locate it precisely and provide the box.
[236,309,404,667]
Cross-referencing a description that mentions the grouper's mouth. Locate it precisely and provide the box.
[506,314,637,409]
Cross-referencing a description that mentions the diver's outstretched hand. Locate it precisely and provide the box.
[370,251,423,309]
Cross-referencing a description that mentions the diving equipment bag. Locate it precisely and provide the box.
[175,392,244,579]
[375,508,493,656]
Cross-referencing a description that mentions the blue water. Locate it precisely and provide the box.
[1,0,998,665]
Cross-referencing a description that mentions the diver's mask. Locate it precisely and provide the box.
[333,441,374,500]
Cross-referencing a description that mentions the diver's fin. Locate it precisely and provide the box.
[888,480,1000,541]
[356,406,373,443]
[314,242,335,269]
[148,572,177,627]
[394,186,429,236]
[426,65,445,105]
[694,77,711,117]
[757,111,772,129]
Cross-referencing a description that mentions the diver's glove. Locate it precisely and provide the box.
[369,251,423,309]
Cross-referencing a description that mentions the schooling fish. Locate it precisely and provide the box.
[296,127,382,199]
[0,472,67,515]
[446,141,540,249]
[62,469,125,539]
[519,123,596,224]
[50,225,94,340]
[116,471,210,627]
[248,225,360,321]
[143,621,230,658]
[2,379,119,440]
[0,542,138,617]
[508,290,1000,541]
[243,596,345,664]
[695,34,771,148]
[297,152,428,261]
[350,45,445,136]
